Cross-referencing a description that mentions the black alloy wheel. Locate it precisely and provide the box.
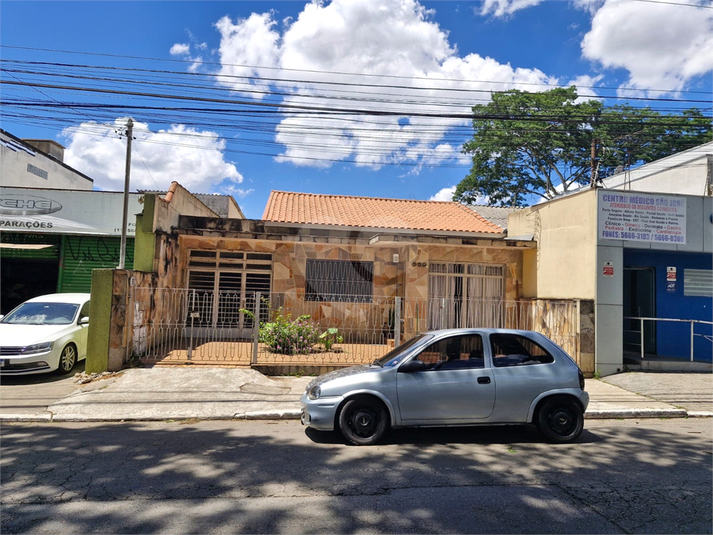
[536,396,584,443]
[338,398,389,446]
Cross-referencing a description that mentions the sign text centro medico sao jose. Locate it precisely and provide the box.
[598,192,686,244]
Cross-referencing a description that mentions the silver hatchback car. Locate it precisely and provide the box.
[301,329,589,445]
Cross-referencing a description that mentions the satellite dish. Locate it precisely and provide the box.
[614,165,624,174]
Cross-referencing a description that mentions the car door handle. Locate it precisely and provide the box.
[477,376,491,384]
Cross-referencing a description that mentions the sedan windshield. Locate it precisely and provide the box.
[1,302,79,325]
[374,334,432,367]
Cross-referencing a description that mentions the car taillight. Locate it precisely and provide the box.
[578,369,585,390]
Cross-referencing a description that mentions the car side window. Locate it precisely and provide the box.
[416,335,484,370]
[78,301,90,322]
[490,334,554,367]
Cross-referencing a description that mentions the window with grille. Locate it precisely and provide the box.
[186,250,272,328]
[305,259,374,302]
[428,262,506,330]
[684,269,713,297]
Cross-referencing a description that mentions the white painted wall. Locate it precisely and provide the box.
[509,188,712,376]
[594,245,625,376]
[601,140,713,197]
[1,137,93,190]
[508,190,598,299]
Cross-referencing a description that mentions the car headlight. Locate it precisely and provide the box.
[307,385,321,400]
[22,342,54,355]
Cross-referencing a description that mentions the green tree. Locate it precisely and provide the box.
[455,87,711,206]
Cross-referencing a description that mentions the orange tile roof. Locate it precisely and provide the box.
[262,191,503,234]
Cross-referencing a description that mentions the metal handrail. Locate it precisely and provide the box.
[624,316,713,361]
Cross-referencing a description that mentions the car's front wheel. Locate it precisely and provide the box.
[57,343,77,374]
[536,396,584,443]
[338,397,389,446]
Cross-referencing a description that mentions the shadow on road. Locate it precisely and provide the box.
[0,361,86,386]
[306,424,604,445]
[1,419,710,533]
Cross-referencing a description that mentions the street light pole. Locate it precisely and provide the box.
[118,118,133,270]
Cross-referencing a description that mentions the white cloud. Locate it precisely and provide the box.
[214,12,281,97]
[61,118,243,193]
[170,43,190,56]
[429,185,457,202]
[213,0,556,170]
[478,0,606,17]
[219,180,255,199]
[566,74,604,101]
[430,184,490,204]
[187,58,204,73]
[582,0,713,94]
[474,0,713,95]
[479,0,544,18]
[170,40,206,72]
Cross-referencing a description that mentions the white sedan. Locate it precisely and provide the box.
[0,293,91,375]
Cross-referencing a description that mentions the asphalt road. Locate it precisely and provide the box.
[2,419,711,534]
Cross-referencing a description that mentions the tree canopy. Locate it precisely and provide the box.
[455,87,712,206]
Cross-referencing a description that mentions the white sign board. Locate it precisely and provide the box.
[0,188,143,236]
[599,192,686,244]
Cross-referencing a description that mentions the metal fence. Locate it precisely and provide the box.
[624,316,713,361]
[128,288,579,368]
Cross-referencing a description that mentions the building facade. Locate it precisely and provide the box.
[0,186,143,313]
[1,129,93,190]
[510,145,713,375]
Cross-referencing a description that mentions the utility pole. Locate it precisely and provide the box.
[590,137,598,188]
[119,118,133,269]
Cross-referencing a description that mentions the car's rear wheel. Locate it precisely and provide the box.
[57,343,77,374]
[536,397,584,443]
[338,397,389,445]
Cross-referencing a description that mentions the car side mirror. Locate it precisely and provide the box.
[398,359,427,373]
[79,316,90,325]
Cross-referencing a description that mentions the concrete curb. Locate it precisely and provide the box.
[235,409,302,420]
[0,413,53,422]
[584,408,688,419]
[4,408,709,424]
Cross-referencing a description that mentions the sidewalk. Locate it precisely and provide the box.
[1,367,711,423]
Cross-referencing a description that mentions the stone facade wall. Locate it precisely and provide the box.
[126,232,183,357]
[177,235,524,342]
[97,234,592,374]
[506,297,595,375]
[577,299,595,376]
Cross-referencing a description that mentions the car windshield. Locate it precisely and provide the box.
[0,302,79,325]
[373,334,432,367]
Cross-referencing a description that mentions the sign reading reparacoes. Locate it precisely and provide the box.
[0,187,142,236]
[598,192,686,244]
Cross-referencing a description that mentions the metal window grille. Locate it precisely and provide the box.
[186,250,272,333]
[684,269,713,297]
[428,262,506,330]
[305,259,374,302]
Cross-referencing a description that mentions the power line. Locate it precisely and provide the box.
[2,58,711,107]
[2,44,712,97]
[3,81,710,126]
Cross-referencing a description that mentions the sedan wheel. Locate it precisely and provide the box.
[339,398,389,446]
[57,344,77,374]
[536,397,584,443]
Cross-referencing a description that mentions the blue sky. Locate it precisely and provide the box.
[1,0,711,218]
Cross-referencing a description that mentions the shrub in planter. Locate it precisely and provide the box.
[319,328,344,351]
[258,309,319,355]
